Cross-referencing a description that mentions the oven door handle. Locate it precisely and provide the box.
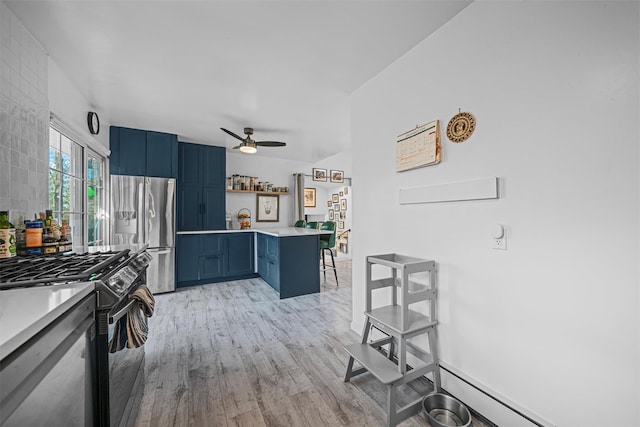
[108,299,137,324]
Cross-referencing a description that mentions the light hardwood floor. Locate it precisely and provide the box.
[134,259,490,427]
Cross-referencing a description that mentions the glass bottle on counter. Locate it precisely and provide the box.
[0,210,16,258]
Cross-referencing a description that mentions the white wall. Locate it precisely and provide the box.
[0,1,48,218]
[0,1,110,221]
[350,2,639,427]
[225,150,311,228]
[48,58,110,152]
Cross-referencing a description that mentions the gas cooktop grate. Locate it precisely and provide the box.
[0,250,131,290]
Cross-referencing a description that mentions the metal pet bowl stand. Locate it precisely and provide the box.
[422,392,472,427]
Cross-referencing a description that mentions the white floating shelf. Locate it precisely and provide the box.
[399,176,499,205]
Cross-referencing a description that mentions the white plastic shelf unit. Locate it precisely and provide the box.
[344,253,440,427]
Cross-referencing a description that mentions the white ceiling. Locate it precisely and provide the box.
[6,0,471,162]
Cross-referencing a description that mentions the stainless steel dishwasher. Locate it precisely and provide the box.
[0,294,97,426]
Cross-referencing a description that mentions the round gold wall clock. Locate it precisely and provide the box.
[446,111,476,143]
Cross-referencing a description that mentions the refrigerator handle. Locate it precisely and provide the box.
[143,178,149,244]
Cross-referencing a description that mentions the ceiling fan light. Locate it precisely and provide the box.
[239,144,257,154]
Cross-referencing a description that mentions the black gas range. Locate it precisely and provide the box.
[0,248,151,305]
[0,247,152,427]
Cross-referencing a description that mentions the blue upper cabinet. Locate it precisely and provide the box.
[146,131,178,178]
[110,127,146,176]
[109,126,178,178]
[177,142,226,231]
[202,145,226,187]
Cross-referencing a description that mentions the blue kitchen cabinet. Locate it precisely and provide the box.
[225,233,254,277]
[176,234,199,287]
[109,127,146,176]
[202,187,225,230]
[176,232,255,287]
[178,141,201,186]
[202,145,226,187]
[146,131,178,178]
[177,185,202,231]
[177,142,226,231]
[257,233,318,299]
[257,233,279,290]
[109,126,178,178]
[278,235,319,299]
[199,234,224,281]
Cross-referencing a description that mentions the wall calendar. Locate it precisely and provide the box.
[396,120,442,172]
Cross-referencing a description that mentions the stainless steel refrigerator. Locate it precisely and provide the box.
[110,175,176,294]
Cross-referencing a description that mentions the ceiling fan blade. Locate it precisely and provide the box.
[220,127,245,142]
[255,141,286,147]
[232,144,243,150]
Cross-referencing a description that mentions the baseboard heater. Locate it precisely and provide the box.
[437,363,548,427]
[365,331,552,427]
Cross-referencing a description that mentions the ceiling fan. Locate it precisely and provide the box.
[220,127,286,154]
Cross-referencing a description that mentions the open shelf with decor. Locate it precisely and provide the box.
[226,190,290,195]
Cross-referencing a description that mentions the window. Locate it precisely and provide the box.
[49,127,85,246]
[48,120,108,248]
[87,149,106,246]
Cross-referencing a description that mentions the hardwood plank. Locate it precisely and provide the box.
[228,408,267,427]
[133,259,494,427]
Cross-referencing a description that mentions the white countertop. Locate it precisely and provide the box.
[177,227,333,237]
[0,282,94,360]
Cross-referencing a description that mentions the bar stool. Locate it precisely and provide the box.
[306,221,318,230]
[294,220,306,227]
[319,221,338,286]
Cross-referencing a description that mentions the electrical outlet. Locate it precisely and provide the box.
[492,236,507,250]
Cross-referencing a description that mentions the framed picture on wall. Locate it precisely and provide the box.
[333,204,340,212]
[256,194,279,222]
[340,191,344,197]
[312,168,327,182]
[338,221,345,229]
[304,187,316,207]
[341,199,347,211]
[330,170,344,183]
[344,187,348,195]
[327,201,332,207]
[328,210,334,220]
[332,194,339,203]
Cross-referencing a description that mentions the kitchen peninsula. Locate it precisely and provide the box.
[176,227,332,298]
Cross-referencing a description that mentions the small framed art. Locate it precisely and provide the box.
[304,187,316,207]
[332,194,339,203]
[256,194,279,222]
[330,170,344,183]
[313,168,327,182]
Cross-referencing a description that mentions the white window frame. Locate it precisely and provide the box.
[49,112,110,247]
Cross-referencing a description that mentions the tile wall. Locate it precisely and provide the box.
[0,2,49,222]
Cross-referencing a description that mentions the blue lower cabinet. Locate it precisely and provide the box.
[177,233,255,287]
[278,235,320,299]
[176,234,199,287]
[225,233,254,277]
[200,254,224,280]
[257,234,319,299]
